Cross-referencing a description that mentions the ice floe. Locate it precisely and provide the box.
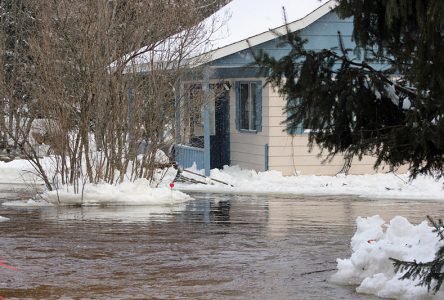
[331,215,444,299]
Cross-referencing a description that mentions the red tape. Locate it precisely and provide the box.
[0,260,17,271]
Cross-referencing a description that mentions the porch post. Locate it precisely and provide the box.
[203,69,211,177]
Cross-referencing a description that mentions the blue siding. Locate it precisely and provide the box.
[176,9,377,170]
[210,11,356,68]
[176,145,205,170]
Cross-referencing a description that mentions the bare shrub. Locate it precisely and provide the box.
[0,0,227,192]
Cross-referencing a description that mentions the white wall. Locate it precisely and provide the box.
[226,80,407,176]
[260,84,403,176]
[229,77,269,171]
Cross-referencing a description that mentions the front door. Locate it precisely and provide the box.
[210,88,230,169]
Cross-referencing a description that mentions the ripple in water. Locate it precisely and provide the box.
[1,191,443,299]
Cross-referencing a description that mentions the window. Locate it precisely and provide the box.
[287,98,319,135]
[287,98,304,135]
[185,84,215,138]
[236,81,262,132]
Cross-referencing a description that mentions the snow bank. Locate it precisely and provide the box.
[172,166,444,201]
[0,216,10,222]
[2,157,443,204]
[43,179,191,206]
[0,159,43,184]
[331,216,444,299]
[0,157,192,207]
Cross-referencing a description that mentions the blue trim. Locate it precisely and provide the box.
[178,67,266,82]
[235,82,241,131]
[209,67,267,79]
[255,80,262,133]
[203,70,211,177]
[264,144,269,171]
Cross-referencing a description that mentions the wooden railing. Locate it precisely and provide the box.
[175,144,205,170]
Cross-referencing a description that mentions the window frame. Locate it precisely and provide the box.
[235,80,262,133]
[287,98,304,135]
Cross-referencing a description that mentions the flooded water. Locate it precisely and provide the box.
[1,187,444,300]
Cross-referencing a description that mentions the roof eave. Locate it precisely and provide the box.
[192,0,338,67]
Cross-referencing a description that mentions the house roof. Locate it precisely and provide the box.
[198,0,337,65]
[127,0,338,73]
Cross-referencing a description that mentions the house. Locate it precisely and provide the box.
[174,0,394,176]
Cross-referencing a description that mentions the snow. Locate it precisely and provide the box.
[42,179,191,206]
[171,166,444,201]
[208,0,330,50]
[0,157,191,207]
[0,159,42,184]
[0,153,191,206]
[384,84,400,107]
[0,158,443,206]
[375,84,413,111]
[402,97,412,110]
[129,0,331,70]
[2,157,444,297]
[331,215,444,299]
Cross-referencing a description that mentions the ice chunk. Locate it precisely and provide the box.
[331,216,444,299]
[0,216,10,222]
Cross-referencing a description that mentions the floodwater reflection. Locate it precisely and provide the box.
[1,191,444,299]
[40,203,188,222]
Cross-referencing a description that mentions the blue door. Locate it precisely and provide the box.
[210,88,230,169]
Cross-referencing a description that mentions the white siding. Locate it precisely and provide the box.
[263,85,399,176]
[229,77,269,171]
[227,80,407,176]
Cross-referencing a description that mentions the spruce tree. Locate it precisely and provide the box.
[255,0,444,293]
[391,216,444,294]
[255,0,444,179]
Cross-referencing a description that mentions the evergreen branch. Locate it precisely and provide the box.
[325,49,417,100]
[253,0,444,180]
[391,216,444,294]
[391,256,444,294]
[427,216,444,241]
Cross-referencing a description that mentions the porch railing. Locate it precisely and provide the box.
[175,144,205,170]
